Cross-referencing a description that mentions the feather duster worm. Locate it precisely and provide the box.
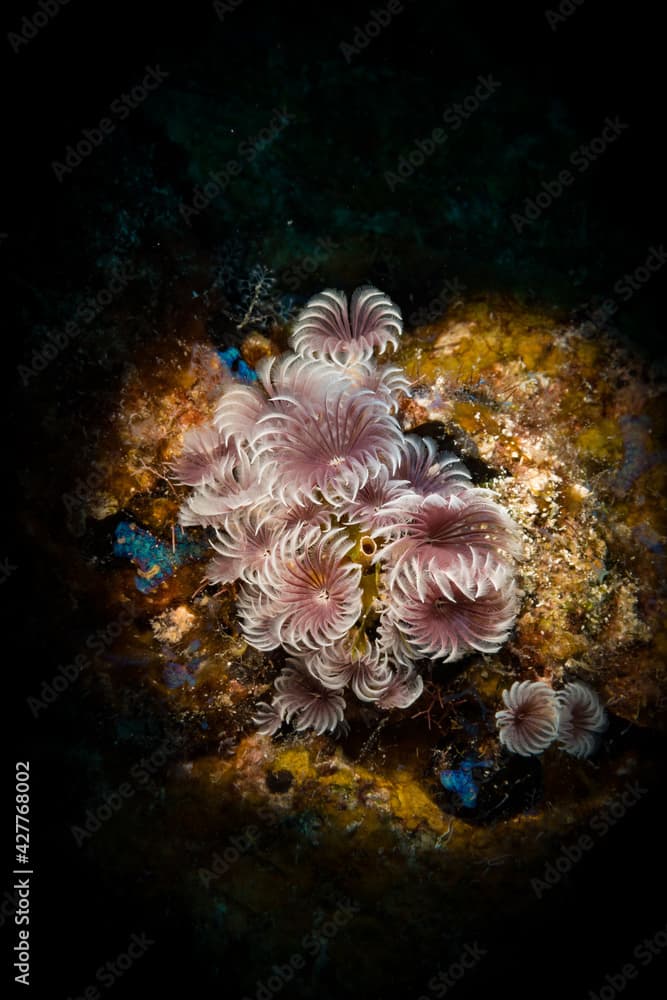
[178,286,523,734]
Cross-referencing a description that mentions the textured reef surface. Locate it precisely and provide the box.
[10,5,666,995]
[25,276,666,995]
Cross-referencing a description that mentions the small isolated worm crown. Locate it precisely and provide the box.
[496,680,608,758]
[177,286,523,736]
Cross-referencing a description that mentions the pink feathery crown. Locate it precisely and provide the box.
[178,285,524,737]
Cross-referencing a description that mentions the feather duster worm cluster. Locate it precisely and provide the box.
[496,680,607,758]
[177,286,523,736]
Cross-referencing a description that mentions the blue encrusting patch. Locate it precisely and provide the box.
[439,755,494,809]
[113,520,209,593]
[217,346,257,382]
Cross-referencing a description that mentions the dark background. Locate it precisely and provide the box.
[4,1,665,997]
